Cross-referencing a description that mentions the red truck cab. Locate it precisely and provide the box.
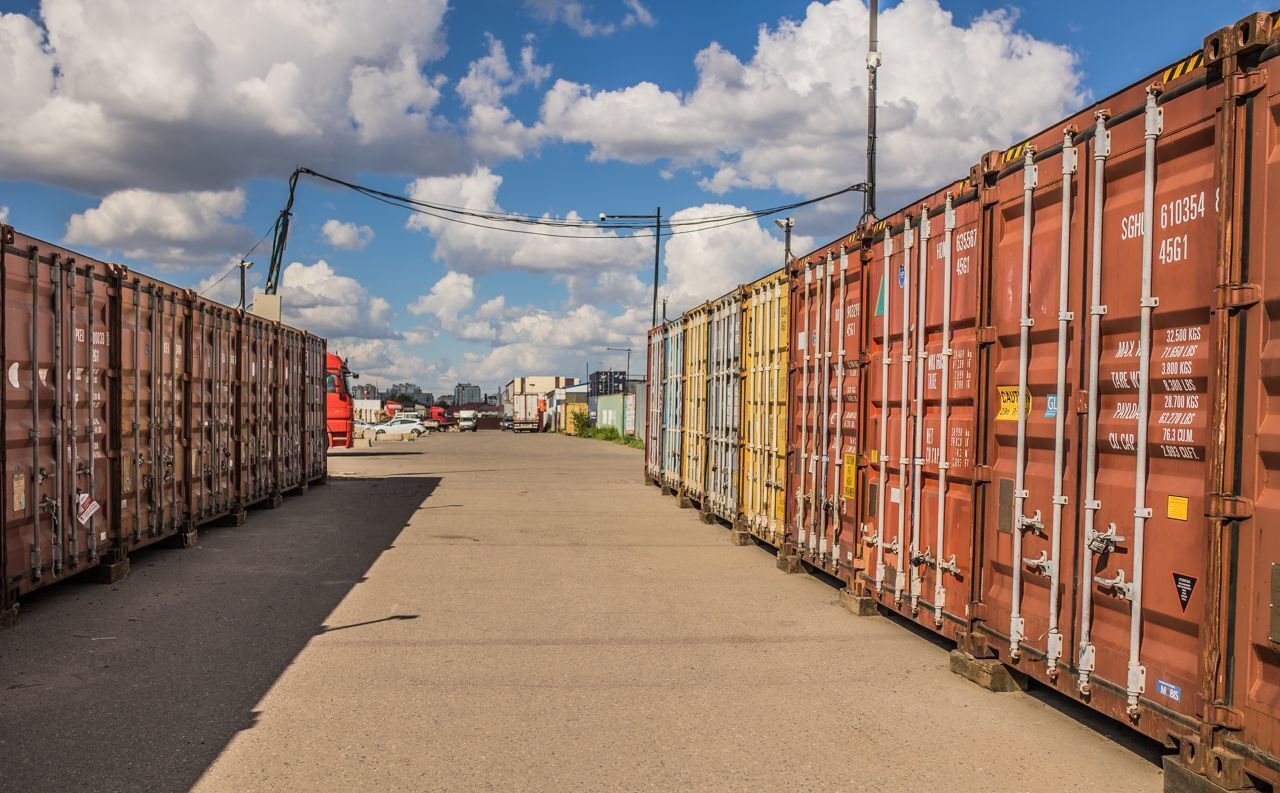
[325,353,354,448]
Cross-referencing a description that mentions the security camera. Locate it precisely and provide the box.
[598,213,608,222]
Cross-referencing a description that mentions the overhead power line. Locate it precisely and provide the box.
[289,167,866,241]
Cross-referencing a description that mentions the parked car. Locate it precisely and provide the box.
[373,416,427,438]
[500,415,513,431]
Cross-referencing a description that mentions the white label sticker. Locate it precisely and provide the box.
[890,487,901,503]
[76,492,100,525]
[797,332,807,351]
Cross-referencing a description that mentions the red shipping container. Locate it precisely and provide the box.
[786,235,862,582]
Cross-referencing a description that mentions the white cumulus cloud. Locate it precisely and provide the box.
[405,167,650,276]
[538,0,1085,208]
[64,188,251,266]
[457,34,552,160]
[321,219,375,251]
[0,0,464,194]
[276,260,396,340]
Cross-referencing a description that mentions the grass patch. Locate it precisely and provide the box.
[568,412,644,449]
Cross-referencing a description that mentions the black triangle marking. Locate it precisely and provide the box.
[1173,573,1197,613]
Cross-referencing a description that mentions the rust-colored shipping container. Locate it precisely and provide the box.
[304,333,328,483]
[188,296,240,526]
[1,233,116,602]
[786,236,863,582]
[856,179,986,640]
[0,226,331,623]
[117,270,190,548]
[238,313,279,511]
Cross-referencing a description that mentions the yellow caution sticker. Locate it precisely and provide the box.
[1167,496,1189,522]
[868,448,880,465]
[842,454,858,500]
[996,386,1032,421]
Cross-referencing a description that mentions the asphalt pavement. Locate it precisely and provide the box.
[0,432,1164,792]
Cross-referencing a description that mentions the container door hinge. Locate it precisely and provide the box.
[1207,703,1244,730]
[972,465,994,483]
[975,326,998,346]
[1229,71,1267,99]
[1216,283,1260,310]
[1208,494,1253,520]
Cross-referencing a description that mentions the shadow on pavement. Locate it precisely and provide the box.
[0,475,439,793]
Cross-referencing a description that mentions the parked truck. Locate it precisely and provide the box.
[456,409,478,432]
[511,393,543,433]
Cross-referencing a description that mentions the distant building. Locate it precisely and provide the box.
[351,383,379,400]
[384,382,428,404]
[484,393,500,406]
[503,376,578,404]
[589,370,627,396]
[453,382,482,405]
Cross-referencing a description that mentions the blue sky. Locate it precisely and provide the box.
[0,0,1265,393]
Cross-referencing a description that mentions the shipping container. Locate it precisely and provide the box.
[1,233,117,605]
[680,302,710,502]
[117,269,190,547]
[596,393,626,435]
[645,326,664,480]
[564,403,588,435]
[738,269,789,547]
[703,290,741,524]
[238,313,279,512]
[786,235,863,582]
[856,177,985,638]
[304,333,328,482]
[187,295,240,526]
[660,320,684,490]
[0,226,331,621]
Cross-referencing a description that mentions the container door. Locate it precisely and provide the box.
[1,238,115,594]
[1235,41,1280,782]
[830,245,862,582]
[1071,84,1220,726]
[119,277,167,545]
[860,221,915,601]
[916,193,984,635]
[189,300,214,523]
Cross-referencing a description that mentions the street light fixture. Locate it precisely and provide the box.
[774,218,795,270]
[600,207,662,327]
[239,260,254,310]
[607,347,633,382]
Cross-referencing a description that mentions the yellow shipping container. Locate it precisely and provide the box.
[680,302,710,500]
[564,403,588,435]
[738,268,789,546]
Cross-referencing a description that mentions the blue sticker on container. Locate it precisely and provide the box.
[897,266,906,288]
[1156,679,1182,702]
[1044,394,1058,418]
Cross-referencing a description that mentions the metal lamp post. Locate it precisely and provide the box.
[239,260,254,310]
[607,347,633,382]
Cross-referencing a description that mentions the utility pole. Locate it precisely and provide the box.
[866,0,880,221]
[599,207,662,327]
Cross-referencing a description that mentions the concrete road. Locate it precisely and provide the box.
[0,432,1163,792]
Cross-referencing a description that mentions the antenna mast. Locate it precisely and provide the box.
[865,0,880,221]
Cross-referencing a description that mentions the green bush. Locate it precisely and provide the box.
[570,409,591,437]
[595,425,621,442]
